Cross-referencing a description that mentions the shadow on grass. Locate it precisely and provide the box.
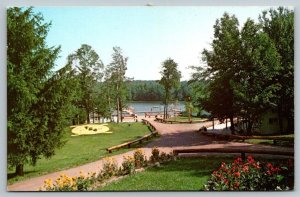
[7,170,37,180]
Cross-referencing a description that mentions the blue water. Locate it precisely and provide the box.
[128,101,185,115]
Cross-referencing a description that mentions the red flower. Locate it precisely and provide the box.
[234,181,240,188]
[247,155,255,164]
[266,163,273,169]
[234,157,243,164]
[234,171,241,178]
[223,179,229,185]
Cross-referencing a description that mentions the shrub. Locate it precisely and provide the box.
[150,147,160,163]
[121,156,135,175]
[41,171,96,191]
[88,127,93,130]
[205,156,294,191]
[133,149,146,168]
[93,128,97,131]
[100,158,118,179]
[84,126,88,129]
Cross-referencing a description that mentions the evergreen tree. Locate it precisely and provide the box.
[7,7,76,175]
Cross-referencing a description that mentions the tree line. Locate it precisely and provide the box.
[190,7,294,135]
[127,80,191,101]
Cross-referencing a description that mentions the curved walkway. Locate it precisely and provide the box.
[7,119,294,191]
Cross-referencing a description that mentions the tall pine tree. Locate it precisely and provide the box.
[7,7,76,175]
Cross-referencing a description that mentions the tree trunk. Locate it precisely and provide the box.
[230,116,235,134]
[86,109,90,124]
[92,110,95,123]
[116,97,120,123]
[16,164,24,176]
[247,121,253,135]
[120,100,123,123]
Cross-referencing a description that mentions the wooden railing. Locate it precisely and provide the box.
[106,119,158,153]
[201,132,294,145]
[173,147,294,160]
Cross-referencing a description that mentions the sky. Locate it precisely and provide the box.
[34,6,280,81]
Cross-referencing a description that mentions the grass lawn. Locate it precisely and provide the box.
[166,116,207,123]
[98,155,293,191]
[8,122,153,184]
[243,134,294,147]
[98,156,233,191]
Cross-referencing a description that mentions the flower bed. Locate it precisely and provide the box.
[205,156,294,191]
[41,148,174,191]
[71,124,111,136]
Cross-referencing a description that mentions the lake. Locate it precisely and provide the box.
[128,101,186,115]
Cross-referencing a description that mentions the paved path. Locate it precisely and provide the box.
[7,119,294,191]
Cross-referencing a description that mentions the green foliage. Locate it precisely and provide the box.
[127,80,191,101]
[121,156,136,175]
[41,172,96,191]
[205,156,294,191]
[7,7,77,175]
[98,156,233,191]
[8,122,151,184]
[259,7,294,133]
[105,47,130,123]
[159,58,182,119]
[133,149,146,168]
[100,158,118,178]
[191,7,294,134]
[68,44,104,123]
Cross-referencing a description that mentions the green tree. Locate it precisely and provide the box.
[259,7,294,133]
[68,44,104,124]
[159,58,182,119]
[7,7,76,175]
[201,13,241,131]
[105,47,130,123]
[233,19,281,134]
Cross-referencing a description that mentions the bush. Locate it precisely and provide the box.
[205,156,294,191]
[150,147,160,163]
[89,127,93,130]
[85,126,88,129]
[93,128,97,131]
[100,158,118,179]
[133,149,146,168]
[121,156,135,175]
[41,171,96,191]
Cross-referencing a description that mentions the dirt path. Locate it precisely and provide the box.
[7,119,294,191]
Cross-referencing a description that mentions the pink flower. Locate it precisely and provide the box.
[243,165,249,173]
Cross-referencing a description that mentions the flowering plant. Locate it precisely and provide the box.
[150,147,160,163]
[205,156,294,191]
[133,149,146,168]
[121,155,136,175]
[100,158,118,178]
[41,171,96,191]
